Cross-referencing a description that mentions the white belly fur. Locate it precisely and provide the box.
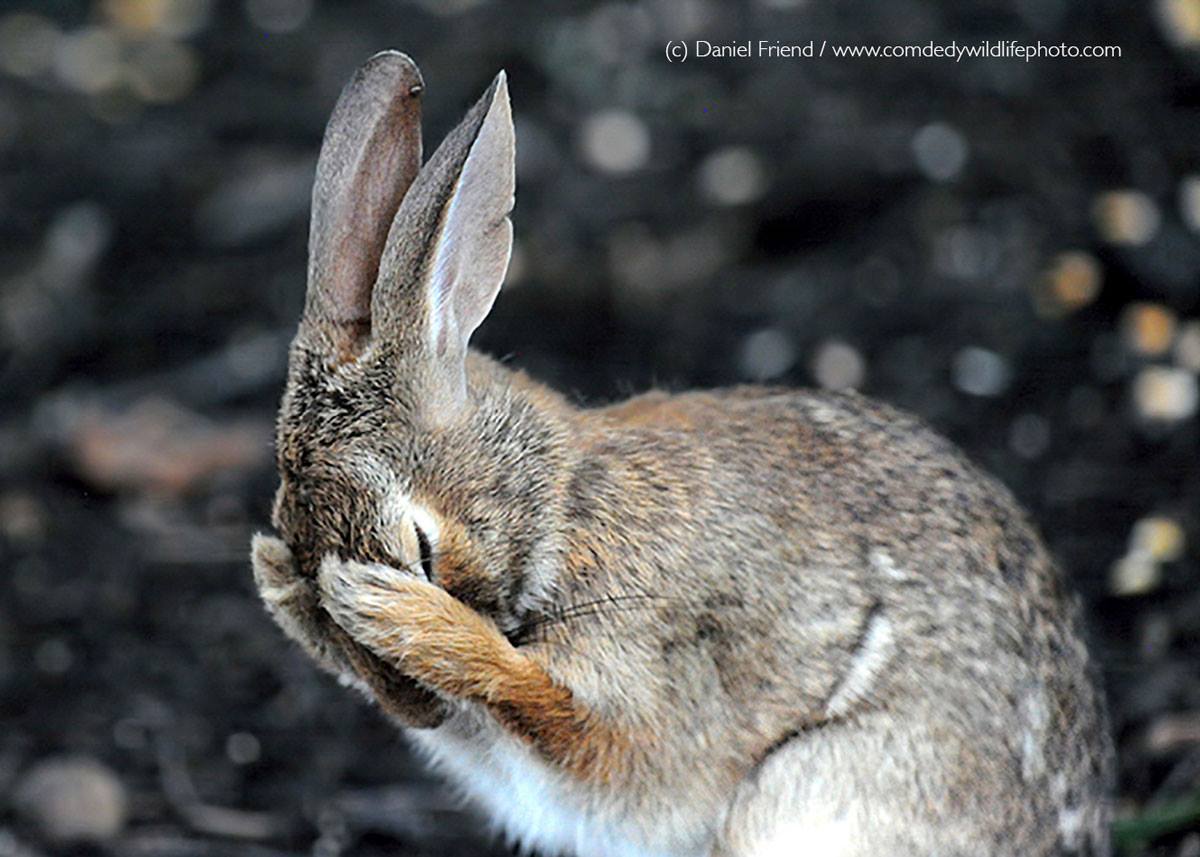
[405,707,709,857]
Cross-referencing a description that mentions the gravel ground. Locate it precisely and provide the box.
[1,1,1198,855]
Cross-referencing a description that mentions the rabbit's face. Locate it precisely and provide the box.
[272,336,562,633]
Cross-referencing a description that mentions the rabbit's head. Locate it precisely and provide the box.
[272,53,562,630]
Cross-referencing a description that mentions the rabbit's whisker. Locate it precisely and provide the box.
[519,593,695,637]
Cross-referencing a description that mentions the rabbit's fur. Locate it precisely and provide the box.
[252,52,1113,857]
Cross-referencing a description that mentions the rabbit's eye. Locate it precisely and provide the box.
[414,522,434,581]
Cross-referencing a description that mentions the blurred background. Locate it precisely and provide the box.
[1,0,1198,854]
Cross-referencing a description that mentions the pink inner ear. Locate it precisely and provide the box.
[306,53,424,342]
[327,106,422,330]
[369,69,513,375]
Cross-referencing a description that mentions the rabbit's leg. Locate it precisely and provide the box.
[715,721,1016,857]
[713,737,875,857]
[251,535,445,727]
[319,556,629,780]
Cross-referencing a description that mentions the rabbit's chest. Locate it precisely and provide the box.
[407,714,707,857]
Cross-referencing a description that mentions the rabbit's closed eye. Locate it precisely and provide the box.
[414,522,435,580]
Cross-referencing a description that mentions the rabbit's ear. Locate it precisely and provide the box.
[372,71,514,414]
[304,51,423,350]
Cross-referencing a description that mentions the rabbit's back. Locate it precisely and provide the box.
[533,385,1113,854]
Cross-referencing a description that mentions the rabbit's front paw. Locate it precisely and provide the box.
[316,557,624,775]
[317,555,513,701]
[252,533,308,602]
[251,534,350,673]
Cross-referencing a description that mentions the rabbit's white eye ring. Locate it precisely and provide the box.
[414,521,434,581]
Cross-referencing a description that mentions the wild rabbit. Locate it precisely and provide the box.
[251,51,1113,857]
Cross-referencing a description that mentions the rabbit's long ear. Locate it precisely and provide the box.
[372,72,514,415]
[304,51,423,351]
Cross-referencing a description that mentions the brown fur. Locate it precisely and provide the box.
[252,53,1113,857]
[318,556,629,783]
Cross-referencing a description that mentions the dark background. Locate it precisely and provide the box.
[2,0,1199,854]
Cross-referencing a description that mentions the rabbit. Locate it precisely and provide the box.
[251,50,1114,857]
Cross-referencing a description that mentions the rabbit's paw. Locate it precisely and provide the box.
[318,556,625,775]
[318,555,513,701]
[252,533,308,602]
[251,534,349,671]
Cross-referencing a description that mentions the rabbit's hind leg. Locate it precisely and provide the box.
[714,720,988,857]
